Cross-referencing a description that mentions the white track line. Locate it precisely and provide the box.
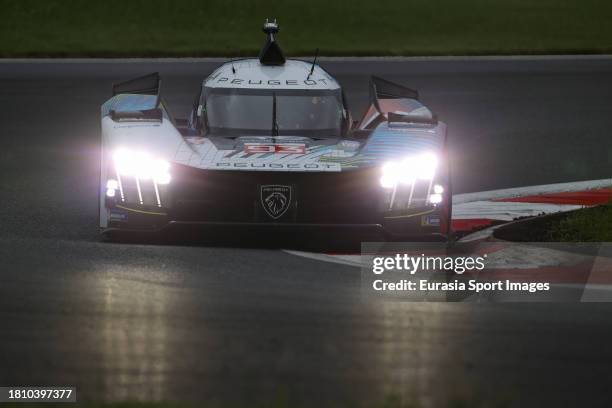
[283,250,362,267]
[452,201,582,221]
[453,178,612,204]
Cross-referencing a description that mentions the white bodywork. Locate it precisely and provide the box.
[99,58,447,230]
[100,59,344,228]
[205,59,340,90]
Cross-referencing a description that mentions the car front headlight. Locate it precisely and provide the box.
[380,152,438,188]
[113,148,171,185]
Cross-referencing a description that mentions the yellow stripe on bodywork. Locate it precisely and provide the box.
[116,204,167,216]
[383,209,435,220]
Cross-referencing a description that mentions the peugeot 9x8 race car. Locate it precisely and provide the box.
[99,20,451,242]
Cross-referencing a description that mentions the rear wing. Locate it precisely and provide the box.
[388,111,438,126]
[112,72,160,96]
[358,76,437,129]
[369,76,418,113]
[109,72,162,122]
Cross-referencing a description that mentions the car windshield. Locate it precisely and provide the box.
[203,88,344,137]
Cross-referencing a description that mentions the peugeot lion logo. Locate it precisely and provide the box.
[260,185,292,219]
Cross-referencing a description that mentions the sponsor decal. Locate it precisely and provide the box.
[211,77,329,87]
[422,214,441,227]
[260,185,292,219]
[110,211,128,222]
[209,162,341,171]
[338,140,361,151]
[244,143,306,154]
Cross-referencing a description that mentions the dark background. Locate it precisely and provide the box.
[0,57,611,406]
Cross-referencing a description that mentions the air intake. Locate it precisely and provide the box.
[259,19,285,66]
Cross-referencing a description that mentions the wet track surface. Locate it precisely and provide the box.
[1,57,612,406]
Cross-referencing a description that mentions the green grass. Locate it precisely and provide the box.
[548,203,612,241]
[1,0,612,57]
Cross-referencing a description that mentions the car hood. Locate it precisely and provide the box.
[175,134,362,172]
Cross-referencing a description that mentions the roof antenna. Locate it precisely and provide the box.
[231,62,236,74]
[307,48,319,80]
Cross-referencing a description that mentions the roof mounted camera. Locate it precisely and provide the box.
[259,18,286,66]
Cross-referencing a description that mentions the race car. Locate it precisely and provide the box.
[99,19,451,242]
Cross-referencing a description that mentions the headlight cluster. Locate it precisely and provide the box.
[113,148,171,185]
[106,179,119,198]
[380,152,438,188]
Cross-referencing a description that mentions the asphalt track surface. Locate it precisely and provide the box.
[1,57,612,407]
